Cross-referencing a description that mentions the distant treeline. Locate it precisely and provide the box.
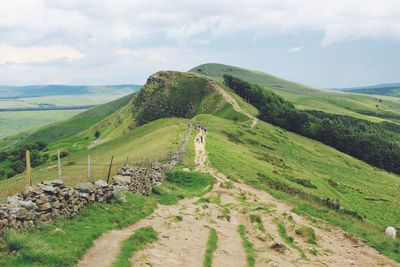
[224,74,400,174]
[0,105,95,112]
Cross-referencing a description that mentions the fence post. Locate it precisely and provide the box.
[88,155,91,179]
[124,156,129,167]
[57,150,62,180]
[25,150,31,186]
[107,156,114,184]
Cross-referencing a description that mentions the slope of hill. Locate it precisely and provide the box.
[191,63,400,123]
[0,67,399,265]
[337,83,400,97]
[86,71,248,141]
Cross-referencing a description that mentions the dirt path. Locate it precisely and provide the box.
[78,130,399,267]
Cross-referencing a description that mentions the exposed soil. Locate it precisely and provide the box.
[77,86,398,266]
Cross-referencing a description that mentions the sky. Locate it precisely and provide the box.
[1,0,400,88]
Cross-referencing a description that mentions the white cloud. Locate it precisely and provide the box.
[288,46,303,53]
[0,44,85,64]
[1,0,400,84]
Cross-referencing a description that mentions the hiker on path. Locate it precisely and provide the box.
[200,135,203,143]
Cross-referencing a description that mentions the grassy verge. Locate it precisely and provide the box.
[112,226,158,267]
[0,193,157,267]
[152,171,214,205]
[237,224,255,267]
[203,228,218,267]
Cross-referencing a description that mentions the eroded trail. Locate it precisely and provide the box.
[78,129,399,267]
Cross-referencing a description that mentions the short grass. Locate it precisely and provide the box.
[0,193,157,267]
[152,171,214,205]
[0,110,82,139]
[295,227,317,245]
[0,93,134,152]
[0,168,214,266]
[237,224,255,267]
[0,118,188,201]
[193,114,400,262]
[203,228,218,267]
[112,226,158,267]
[192,63,400,123]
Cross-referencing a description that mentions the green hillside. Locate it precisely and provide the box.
[338,83,400,97]
[0,67,399,264]
[86,71,245,141]
[193,114,400,261]
[191,63,400,123]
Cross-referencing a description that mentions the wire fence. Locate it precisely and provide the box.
[0,154,169,202]
[0,120,238,202]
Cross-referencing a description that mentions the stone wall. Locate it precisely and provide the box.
[0,124,192,232]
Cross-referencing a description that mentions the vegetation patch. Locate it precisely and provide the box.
[203,228,218,267]
[224,74,400,175]
[295,227,317,245]
[152,171,214,205]
[0,193,156,267]
[237,224,255,267]
[277,223,306,259]
[112,226,158,267]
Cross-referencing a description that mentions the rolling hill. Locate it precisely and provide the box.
[191,63,400,123]
[336,83,400,97]
[0,64,399,265]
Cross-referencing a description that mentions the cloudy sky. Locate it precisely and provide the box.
[1,0,400,88]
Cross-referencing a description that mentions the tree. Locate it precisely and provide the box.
[94,130,101,139]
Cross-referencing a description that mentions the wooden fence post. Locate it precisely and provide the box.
[88,155,91,179]
[57,150,62,180]
[107,156,114,184]
[25,150,31,186]
[124,156,129,167]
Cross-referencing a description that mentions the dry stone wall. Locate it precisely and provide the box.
[0,124,192,232]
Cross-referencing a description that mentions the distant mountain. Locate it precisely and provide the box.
[0,84,141,98]
[335,83,400,97]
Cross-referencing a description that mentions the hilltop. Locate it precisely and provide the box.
[191,63,400,123]
[0,64,399,266]
[336,83,400,97]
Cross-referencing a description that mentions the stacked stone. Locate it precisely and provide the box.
[113,166,153,195]
[0,179,114,231]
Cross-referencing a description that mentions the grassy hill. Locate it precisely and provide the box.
[86,71,246,141]
[337,83,400,97]
[0,66,399,263]
[193,114,400,261]
[191,63,400,123]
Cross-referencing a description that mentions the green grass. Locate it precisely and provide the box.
[0,110,83,139]
[0,93,135,152]
[192,63,400,123]
[112,226,158,267]
[192,114,400,262]
[0,193,157,267]
[277,223,306,258]
[295,227,317,245]
[237,224,255,267]
[152,171,214,205]
[0,169,215,266]
[203,228,218,267]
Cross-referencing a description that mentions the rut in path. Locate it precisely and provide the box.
[78,128,400,267]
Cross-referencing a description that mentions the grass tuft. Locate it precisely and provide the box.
[203,228,218,267]
[237,224,255,267]
[112,226,158,267]
[295,227,317,245]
